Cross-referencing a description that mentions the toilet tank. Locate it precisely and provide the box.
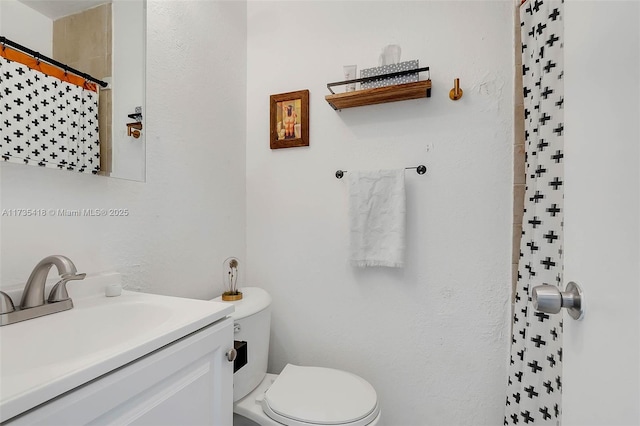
[212,287,272,402]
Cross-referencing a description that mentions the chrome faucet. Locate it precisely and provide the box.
[0,255,86,326]
[20,255,86,308]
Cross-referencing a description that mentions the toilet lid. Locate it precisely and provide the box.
[262,364,379,426]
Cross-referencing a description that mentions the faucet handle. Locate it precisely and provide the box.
[0,291,15,314]
[48,273,87,303]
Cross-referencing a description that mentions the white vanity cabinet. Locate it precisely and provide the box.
[7,317,234,426]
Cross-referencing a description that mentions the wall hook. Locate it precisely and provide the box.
[449,78,463,101]
[127,122,143,139]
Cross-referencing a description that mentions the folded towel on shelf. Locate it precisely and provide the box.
[348,169,406,268]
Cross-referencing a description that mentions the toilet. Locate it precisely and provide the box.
[213,287,381,426]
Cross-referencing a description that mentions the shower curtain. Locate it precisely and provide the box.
[0,54,100,174]
[505,1,564,424]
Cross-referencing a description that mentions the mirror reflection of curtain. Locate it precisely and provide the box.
[52,2,112,175]
[0,55,100,174]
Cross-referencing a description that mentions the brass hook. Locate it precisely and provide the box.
[449,78,463,101]
[127,122,143,139]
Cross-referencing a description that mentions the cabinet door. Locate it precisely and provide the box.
[10,318,234,426]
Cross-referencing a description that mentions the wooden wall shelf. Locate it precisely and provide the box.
[325,80,432,110]
[325,66,431,110]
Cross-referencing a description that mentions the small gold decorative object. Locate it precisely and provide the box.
[222,292,243,301]
[222,257,242,301]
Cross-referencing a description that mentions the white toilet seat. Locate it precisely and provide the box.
[261,364,380,426]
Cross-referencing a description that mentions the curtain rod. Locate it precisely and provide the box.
[335,165,427,179]
[0,36,108,88]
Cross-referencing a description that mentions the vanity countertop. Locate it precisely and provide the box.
[0,274,233,423]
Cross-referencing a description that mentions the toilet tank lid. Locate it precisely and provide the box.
[211,287,271,319]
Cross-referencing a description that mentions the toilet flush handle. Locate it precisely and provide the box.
[226,348,237,362]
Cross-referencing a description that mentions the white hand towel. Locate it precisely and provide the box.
[348,169,406,268]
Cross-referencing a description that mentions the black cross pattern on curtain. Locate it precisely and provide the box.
[505,0,564,425]
[0,56,100,174]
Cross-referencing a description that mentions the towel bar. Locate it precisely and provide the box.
[335,165,426,179]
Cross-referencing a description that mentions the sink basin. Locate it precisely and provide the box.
[1,300,171,371]
[0,274,233,422]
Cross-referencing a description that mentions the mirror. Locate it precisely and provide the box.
[0,0,146,181]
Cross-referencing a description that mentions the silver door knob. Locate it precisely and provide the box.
[532,281,584,320]
[226,348,237,362]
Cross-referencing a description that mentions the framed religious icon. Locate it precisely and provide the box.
[270,89,309,149]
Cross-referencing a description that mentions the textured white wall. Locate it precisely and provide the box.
[0,0,53,56]
[0,0,247,300]
[246,1,514,424]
